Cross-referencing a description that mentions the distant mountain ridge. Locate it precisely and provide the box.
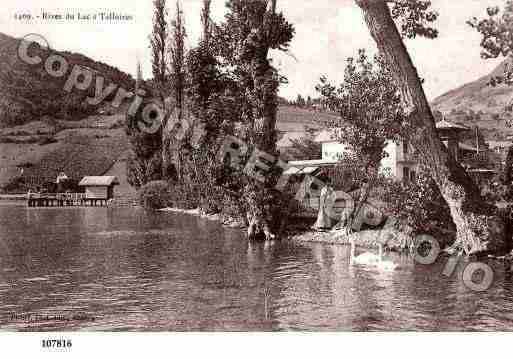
[431,58,513,140]
[0,32,134,128]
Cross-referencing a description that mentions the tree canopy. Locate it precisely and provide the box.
[316,49,406,168]
[469,2,513,86]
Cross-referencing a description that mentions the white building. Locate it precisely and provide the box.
[283,117,480,184]
[313,129,418,182]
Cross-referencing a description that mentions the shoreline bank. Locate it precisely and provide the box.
[287,228,415,252]
[0,194,27,200]
[139,206,508,260]
[159,207,246,228]
[288,227,513,262]
[159,206,414,251]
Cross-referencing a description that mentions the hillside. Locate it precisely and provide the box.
[0,30,342,193]
[276,105,338,131]
[0,32,135,128]
[431,59,513,140]
[0,105,333,192]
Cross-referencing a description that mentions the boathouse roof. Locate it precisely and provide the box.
[78,176,120,187]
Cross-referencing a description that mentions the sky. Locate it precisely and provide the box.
[0,0,507,101]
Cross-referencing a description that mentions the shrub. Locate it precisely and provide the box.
[18,162,34,168]
[138,180,173,210]
[379,169,456,247]
[169,183,203,210]
[1,176,29,193]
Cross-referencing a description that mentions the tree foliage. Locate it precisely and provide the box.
[168,0,187,113]
[316,49,407,171]
[389,0,438,39]
[381,166,456,244]
[468,2,513,88]
[286,136,321,161]
[150,0,169,95]
[354,0,509,255]
[316,49,409,231]
[210,0,295,239]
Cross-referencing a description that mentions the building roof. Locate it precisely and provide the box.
[467,168,496,173]
[314,129,342,143]
[458,143,484,152]
[288,159,339,167]
[435,119,469,131]
[284,159,338,175]
[78,176,120,187]
[277,131,307,148]
[284,166,320,175]
[441,140,486,153]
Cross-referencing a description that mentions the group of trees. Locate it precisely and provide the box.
[313,0,513,254]
[346,0,513,255]
[316,49,409,233]
[280,94,328,110]
[127,0,513,253]
[127,0,294,240]
[293,94,316,108]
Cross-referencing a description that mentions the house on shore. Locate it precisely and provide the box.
[78,176,120,200]
[283,115,500,217]
[285,116,496,185]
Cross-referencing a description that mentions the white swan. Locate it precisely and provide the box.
[350,241,398,270]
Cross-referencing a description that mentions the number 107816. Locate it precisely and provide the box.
[42,339,72,348]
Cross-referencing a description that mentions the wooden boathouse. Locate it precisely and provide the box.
[78,176,119,205]
[27,176,120,207]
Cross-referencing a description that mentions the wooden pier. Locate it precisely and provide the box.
[27,193,110,207]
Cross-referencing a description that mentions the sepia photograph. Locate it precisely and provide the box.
[1,0,513,354]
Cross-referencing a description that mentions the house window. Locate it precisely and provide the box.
[410,170,416,182]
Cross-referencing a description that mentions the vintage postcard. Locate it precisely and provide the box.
[1,0,513,356]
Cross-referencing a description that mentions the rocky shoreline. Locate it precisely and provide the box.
[159,208,513,261]
[289,228,513,263]
[288,228,416,253]
[159,207,415,252]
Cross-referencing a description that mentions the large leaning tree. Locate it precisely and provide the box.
[354,0,508,254]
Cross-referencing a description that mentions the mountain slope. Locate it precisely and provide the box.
[0,32,135,128]
[431,59,513,140]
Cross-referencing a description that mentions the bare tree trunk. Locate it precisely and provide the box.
[355,0,507,254]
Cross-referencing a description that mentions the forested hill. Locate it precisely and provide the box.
[431,58,513,140]
[0,32,134,128]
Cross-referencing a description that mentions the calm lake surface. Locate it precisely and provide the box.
[0,202,512,331]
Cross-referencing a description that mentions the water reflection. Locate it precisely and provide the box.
[0,202,512,331]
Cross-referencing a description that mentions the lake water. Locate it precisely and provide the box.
[0,202,512,331]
